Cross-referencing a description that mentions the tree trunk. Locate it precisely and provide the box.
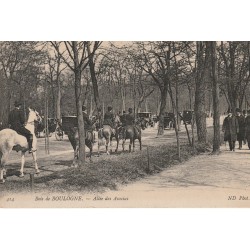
[87,45,101,111]
[194,42,207,143]
[72,41,86,166]
[56,81,61,121]
[210,41,220,153]
[157,87,167,135]
[0,80,10,127]
[75,69,86,166]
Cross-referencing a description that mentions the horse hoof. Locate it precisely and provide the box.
[36,171,40,175]
[19,174,24,178]
[0,179,5,184]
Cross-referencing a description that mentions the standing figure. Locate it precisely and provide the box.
[8,101,35,153]
[245,110,250,149]
[222,109,239,151]
[235,108,245,149]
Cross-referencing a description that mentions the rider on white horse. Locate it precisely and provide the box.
[8,101,35,153]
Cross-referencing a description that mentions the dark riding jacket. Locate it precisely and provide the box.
[8,108,25,131]
[124,113,134,126]
[236,115,245,141]
[103,111,114,127]
[83,111,92,130]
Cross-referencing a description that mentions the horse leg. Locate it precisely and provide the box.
[115,137,119,153]
[0,151,9,184]
[31,151,40,174]
[19,151,25,177]
[129,138,133,153]
[122,139,126,151]
[72,147,79,167]
[89,144,93,162]
[139,136,142,150]
[106,138,110,155]
[132,139,135,152]
[110,136,113,153]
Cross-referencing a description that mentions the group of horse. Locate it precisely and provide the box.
[67,118,147,166]
[0,111,147,183]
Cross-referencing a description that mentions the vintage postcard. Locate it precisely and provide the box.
[1,41,250,208]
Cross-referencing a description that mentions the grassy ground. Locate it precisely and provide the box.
[1,127,219,194]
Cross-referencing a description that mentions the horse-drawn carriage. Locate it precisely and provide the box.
[35,117,64,141]
[181,110,193,125]
[137,112,153,127]
[164,112,175,129]
[35,117,56,137]
[61,116,78,135]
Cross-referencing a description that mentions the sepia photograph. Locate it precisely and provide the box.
[1,41,250,208]
[2,1,250,250]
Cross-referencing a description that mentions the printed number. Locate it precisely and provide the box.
[6,198,14,202]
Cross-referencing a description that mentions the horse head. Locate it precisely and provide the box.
[136,118,146,130]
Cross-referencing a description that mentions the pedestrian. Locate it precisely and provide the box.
[245,110,250,149]
[222,108,239,151]
[235,108,245,149]
[8,101,34,153]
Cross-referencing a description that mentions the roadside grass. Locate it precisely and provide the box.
[1,127,220,194]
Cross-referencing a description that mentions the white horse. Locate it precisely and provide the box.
[0,108,41,183]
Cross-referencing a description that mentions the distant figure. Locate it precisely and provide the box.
[222,109,239,151]
[235,108,245,149]
[245,110,250,149]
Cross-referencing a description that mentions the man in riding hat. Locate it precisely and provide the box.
[235,108,245,149]
[82,105,95,143]
[82,105,92,131]
[103,106,114,128]
[125,107,135,126]
[222,108,239,151]
[8,101,34,153]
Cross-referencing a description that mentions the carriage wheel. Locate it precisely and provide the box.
[42,128,49,137]
[55,127,64,141]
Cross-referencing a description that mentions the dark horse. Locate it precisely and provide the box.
[67,127,94,166]
[120,119,147,153]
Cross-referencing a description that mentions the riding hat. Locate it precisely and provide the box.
[235,108,241,112]
[14,101,22,107]
[82,105,87,111]
[128,108,133,113]
[108,106,112,111]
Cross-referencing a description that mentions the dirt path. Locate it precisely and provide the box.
[99,143,250,207]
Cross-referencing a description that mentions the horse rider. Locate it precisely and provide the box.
[95,107,103,131]
[235,108,245,149]
[103,106,115,128]
[120,111,126,126]
[125,107,135,126]
[82,105,93,130]
[8,101,34,153]
[121,108,138,138]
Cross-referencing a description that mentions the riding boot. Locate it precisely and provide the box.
[239,140,242,149]
[28,134,34,153]
[232,141,235,151]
